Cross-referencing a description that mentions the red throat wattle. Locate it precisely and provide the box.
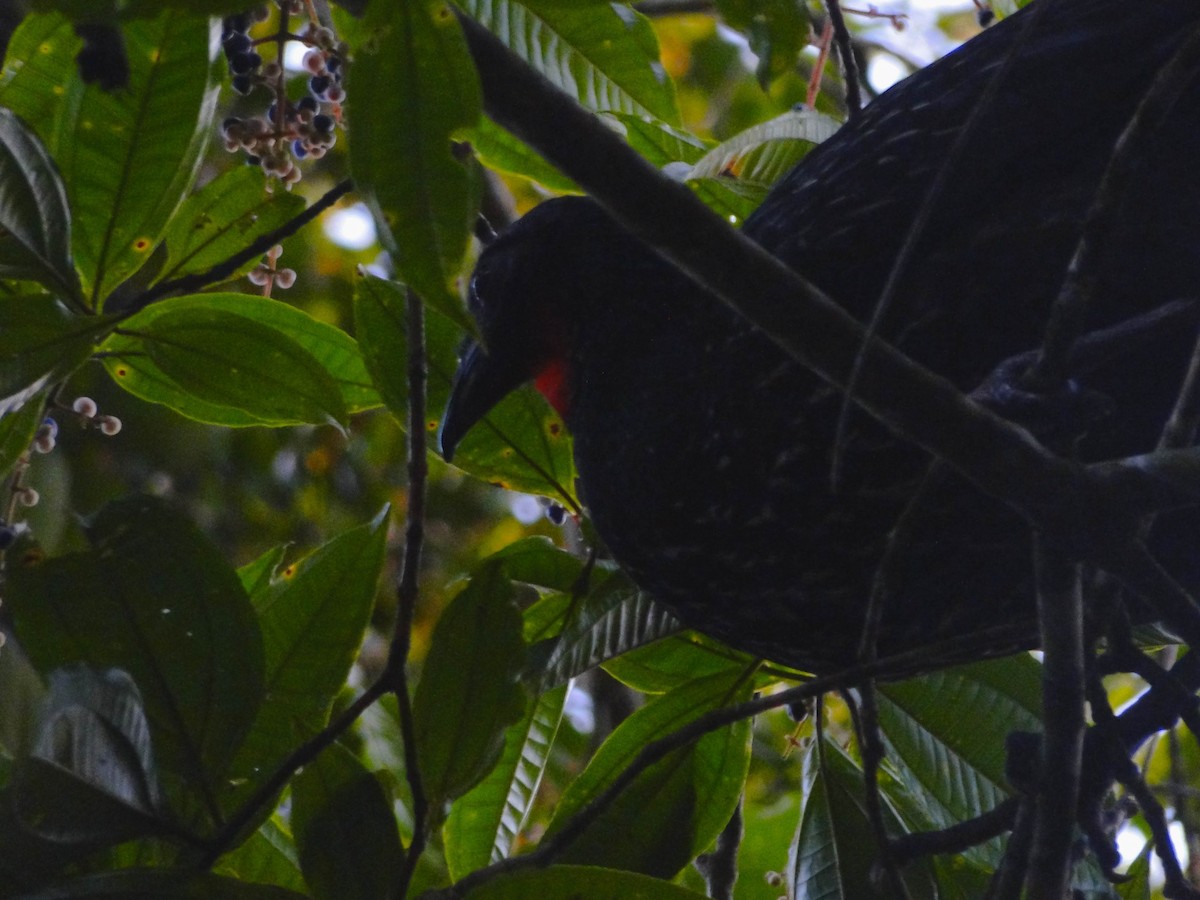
[534,356,572,416]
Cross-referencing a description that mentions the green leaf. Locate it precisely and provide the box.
[0,11,222,307]
[876,656,1042,867]
[0,398,44,479]
[158,167,306,283]
[102,292,378,423]
[609,112,710,167]
[414,563,527,807]
[687,108,839,186]
[529,573,681,689]
[715,0,810,87]
[213,815,307,895]
[466,117,579,193]
[545,670,754,878]
[238,544,288,599]
[354,273,576,501]
[0,107,80,300]
[133,306,349,429]
[1113,843,1151,900]
[6,495,266,831]
[444,684,569,879]
[0,293,115,414]
[6,866,312,897]
[462,865,710,900]
[788,735,937,899]
[461,0,680,124]
[487,535,585,593]
[224,510,389,811]
[348,0,481,325]
[291,742,403,900]
[603,632,756,694]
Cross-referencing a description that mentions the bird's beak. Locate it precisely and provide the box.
[438,339,528,462]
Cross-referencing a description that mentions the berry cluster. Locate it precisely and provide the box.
[219,2,347,186]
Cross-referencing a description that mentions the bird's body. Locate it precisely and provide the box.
[442,0,1200,676]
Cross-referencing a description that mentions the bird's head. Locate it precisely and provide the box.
[438,196,639,461]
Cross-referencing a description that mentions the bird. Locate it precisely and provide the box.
[439,0,1200,678]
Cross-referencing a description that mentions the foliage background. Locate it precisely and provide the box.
[0,1,1187,898]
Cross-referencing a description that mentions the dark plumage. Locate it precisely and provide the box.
[441,0,1200,676]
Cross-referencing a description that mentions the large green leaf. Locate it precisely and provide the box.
[788,735,937,900]
[466,116,579,194]
[121,305,350,429]
[413,563,527,808]
[102,292,378,423]
[444,684,569,880]
[0,11,222,307]
[463,866,709,899]
[354,273,576,501]
[0,107,80,301]
[213,815,306,895]
[6,495,265,832]
[528,571,681,690]
[460,0,680,125]
[0,293,114,416]
[715,0,810,86]
[348,0,481,324]
[545,669,753,878]
[291,742,403,900]
[602,631,756,694]
[158,167,307,284]
[224,511,388,810]
[876,655,1042,867]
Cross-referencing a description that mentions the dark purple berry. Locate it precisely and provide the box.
[231,73,254,95]
[267,102,279,123]
[546,504,567,525]
[312,113,334,133]
[977,7,995,25]
[245,154,261,166]
[325,56,342,74]
[42,417,58,438]
[292,139,308,159]
[0,525,16,550]
[309,74,331,98]
[297,95,319,113]
[230,51,262,75]
[221,14,250,39]
[223,31,252,56]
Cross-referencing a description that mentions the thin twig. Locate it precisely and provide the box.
[124,178,354,313]
[891,797,1018,863]
[988,797,1035,900]
[393,288,430,899]
[694,798,742,900]
[824,0,863,116]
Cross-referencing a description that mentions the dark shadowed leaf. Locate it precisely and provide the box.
[603,632,756,694]
[0,398,44,479]
[444,684,569,879]
[0,294,115,415]
[414,563,527,807]
[487,535,584,592]
[292,742,403,900]
[213,815,306,895]
[135,306,349,429]
[348,1,481,325]
[545,669,753,878]
[0,11,221,307]
[715,0,810,86]
[224,509,388,810]
[6,495,265,831]
[0,107,79,300]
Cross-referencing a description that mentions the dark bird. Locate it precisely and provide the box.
[440,0,1200,677]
